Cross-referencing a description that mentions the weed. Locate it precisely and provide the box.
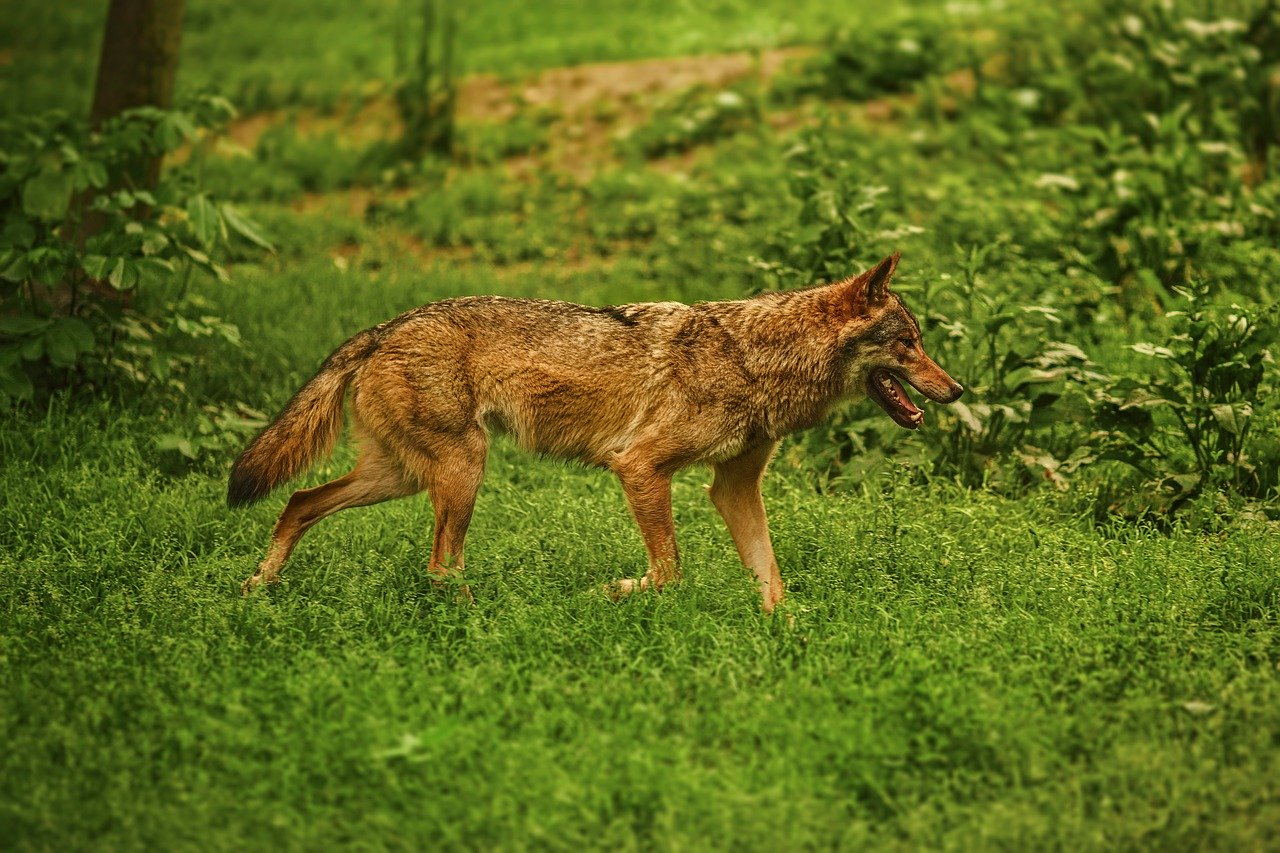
[1089,281,1279,512]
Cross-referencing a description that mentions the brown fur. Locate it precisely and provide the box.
[229,253,962,610]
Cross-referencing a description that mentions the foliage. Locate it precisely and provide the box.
[622,84,763,159]
[202,121,371,202]
[1089,282,1279,511]
[748,129,921,290]
[756,0,1280,517]
[1058,112,1261,291]
[5,0,1280,849]
[458,108,554,164]
[998,0,1280,158]
[0,97,272,457]
[988,0,1280,294]
[775,9,967,102]
[392,0,458,161]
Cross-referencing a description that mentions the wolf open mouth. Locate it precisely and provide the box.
[868,368,925,429]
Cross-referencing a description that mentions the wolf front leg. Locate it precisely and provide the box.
[708,441,784,613]
[607,455,680,599]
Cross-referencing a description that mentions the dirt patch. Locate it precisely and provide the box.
[498,48,809,118]
[221,47,812,169]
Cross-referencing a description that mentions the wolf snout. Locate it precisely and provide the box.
[943,382,963,403]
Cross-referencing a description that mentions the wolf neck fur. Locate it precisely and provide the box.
[702,286,852,437]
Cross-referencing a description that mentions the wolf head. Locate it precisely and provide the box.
[833,253,963,429]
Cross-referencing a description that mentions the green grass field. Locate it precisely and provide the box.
[3,0,1279,847]
[4,402,1278,847]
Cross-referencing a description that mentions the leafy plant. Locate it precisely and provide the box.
[155,400,269,465]
[0,97,273,409]
[392,0,459,161]
[1088,281,1279,510]
[913,246,1107,490]
[622,84,763,159]
[777,10,964,103]
[749,128,921,291]
[1047,104,1262,293]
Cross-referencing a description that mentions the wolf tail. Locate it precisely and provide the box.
[227,328,382,507]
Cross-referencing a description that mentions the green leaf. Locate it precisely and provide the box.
[186,194,222,249]
[1129,342,1175,358]
[983,312,1018,335]
[0,316,52,336]
[150,351,171,381]
[21,164,74,220]
[950,400,984,432]
[0,252,31,282]
[1211,402,1251,434]
[2,216,37,249]
[81,254,113,280]
[42,317,96,367]
[155,112,198,151]
[20,336,44,360]
[51,316,95,353]
[108,256,128,289]
[1164,473,1202,494]
[221,204,274,251]
[78,158,109,189]
[135,256,175,286]
[156,432,198,458]
[1119,389,1176,410]
[0,361,34,401]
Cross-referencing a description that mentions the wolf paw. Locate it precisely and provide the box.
[602,577,649,601]
[429,577,475,604]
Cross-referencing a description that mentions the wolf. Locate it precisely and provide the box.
[228,252,961,612]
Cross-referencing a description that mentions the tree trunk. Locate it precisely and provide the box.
[89,0,187,188]
[68,0,185,309]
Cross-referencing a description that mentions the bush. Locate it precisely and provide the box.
[1087,282,1280,512]
[0,97,272,426]
[621,85,763,159]
[752,0,1280,517]
[776,10,968,103]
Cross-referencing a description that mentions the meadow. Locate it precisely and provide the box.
[2,0,1279,847]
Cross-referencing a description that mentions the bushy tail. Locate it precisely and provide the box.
[227,329,381,507]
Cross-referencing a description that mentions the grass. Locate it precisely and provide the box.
[4,0,1280,846]
[4,395,1278,848]
[1,0,872,116]
[3,241,1278,846]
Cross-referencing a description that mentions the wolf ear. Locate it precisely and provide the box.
[844,252,900,314]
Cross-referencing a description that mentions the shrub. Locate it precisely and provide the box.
[0,97,272,416]
[1087,282,1279,512]
[621,84,763,160]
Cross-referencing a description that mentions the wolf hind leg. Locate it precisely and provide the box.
[606,456,679,600]
[708,441,784,613]
[395,427,488,601]
[241,436,419,594]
